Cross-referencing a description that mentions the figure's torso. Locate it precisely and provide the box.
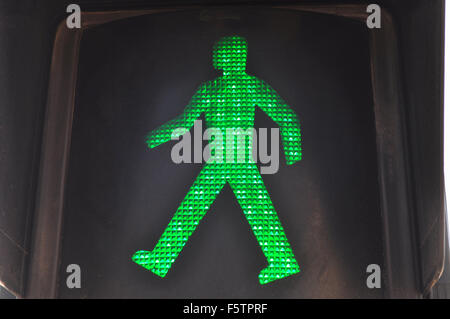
[204,74,258,131]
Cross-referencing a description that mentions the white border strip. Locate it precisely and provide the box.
[444,0,450,243]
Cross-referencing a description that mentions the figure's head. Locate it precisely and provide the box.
[212,35,248,75]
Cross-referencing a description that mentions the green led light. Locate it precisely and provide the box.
[132,36,302,285]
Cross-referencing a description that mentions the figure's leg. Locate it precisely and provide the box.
[228,163,300,284]
[132,164,226,277]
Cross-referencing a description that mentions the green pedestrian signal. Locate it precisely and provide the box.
[132,35,302,285]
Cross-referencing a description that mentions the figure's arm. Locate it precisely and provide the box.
[256,79,302,165]
[146,84,208,149]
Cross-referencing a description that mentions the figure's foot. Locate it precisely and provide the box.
[132,250,171,278]
[258,261,300,285]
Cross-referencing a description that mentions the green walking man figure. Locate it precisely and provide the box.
[132,35,302,284]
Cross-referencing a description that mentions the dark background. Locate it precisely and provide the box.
[58,8,382,298]
[0,0,444,298]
